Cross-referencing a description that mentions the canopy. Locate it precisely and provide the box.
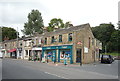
[8,49,16,52]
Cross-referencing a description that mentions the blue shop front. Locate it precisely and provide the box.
[42,45,73,64]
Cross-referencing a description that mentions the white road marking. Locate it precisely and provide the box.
[44,72,68,79]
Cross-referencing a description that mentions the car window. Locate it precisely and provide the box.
[103,55,109,58]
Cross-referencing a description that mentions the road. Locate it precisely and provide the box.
[1,58,119,79]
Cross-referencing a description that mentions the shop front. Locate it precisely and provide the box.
[31,47,42,61]
[8,48,17,58]
[43,50,56,63]
[42,45,73,64]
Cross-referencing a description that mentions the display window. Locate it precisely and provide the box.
[60,50,70,60]
[47,51,52,59]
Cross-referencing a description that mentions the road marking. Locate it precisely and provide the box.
[44,72,68,79]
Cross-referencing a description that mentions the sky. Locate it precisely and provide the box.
[0,0,119,37]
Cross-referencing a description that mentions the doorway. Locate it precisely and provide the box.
[76,49,82,63]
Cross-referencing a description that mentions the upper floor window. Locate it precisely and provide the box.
[68,33,73,41]
[89,37,90,48]
[20,43,22,46]
[45,38,47,45]
[59,35,62,42]
[92,38,94,45]
[51,36,54,43]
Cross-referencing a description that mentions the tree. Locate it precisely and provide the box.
[117,21,120,30]
[47,18,64,32]
[22,9,44,36]
[107,30,120,52]
[64,21,73,28]
[47,18,73,32]
[1,27,18,41]
[91,23,115,52]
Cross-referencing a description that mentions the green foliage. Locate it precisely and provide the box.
[1,27,18,41]
[47,26,54,32]
[64,22,70,28]
[107,30,120,52]
[22,9,44,36]
[47,18,64,32]
[47,18,72,32]
[91,23,117,53]
[102,53,120,56]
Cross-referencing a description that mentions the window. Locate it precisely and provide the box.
[92,38,94,45]
[68,33,73,41]
[5,44,7,47]
[45,38,47,44]
[51,36,54,43]
[89,37,90,48]
[20,43,22,46]
[59,35,62,42]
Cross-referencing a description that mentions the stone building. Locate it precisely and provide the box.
[41,23,102,64]
[31,34,43,61]
[2,39,17,58]
[22,37,33,59]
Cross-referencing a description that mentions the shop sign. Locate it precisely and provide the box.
[46,47,51,49]
[84,47,88,53]
[61,46,67,48]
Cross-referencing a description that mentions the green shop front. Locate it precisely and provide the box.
[42,45,73,64]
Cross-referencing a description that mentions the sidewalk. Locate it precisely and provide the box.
[19,58,101,67]
[46,62,100,67]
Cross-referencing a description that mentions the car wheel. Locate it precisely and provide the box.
[109,61,112,64]
[101,61,103,63]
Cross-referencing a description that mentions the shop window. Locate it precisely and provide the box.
[45,38,47,45]
[51,36,54,43]
[68,33,73,41]
[59,35,62,42]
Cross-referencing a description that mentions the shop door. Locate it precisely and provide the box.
[76,49,82,63]
[52,50,56,62]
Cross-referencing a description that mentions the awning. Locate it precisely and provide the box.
[8,49,16,52]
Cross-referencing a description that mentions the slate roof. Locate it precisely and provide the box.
[43,23,90,37]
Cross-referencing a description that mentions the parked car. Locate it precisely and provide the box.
[101,55,114,64]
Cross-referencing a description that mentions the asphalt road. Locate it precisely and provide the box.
[1,58,119,79]
[67,60,119,76]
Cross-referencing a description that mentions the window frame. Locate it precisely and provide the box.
[68,33,73,41]
[44,38,47,45]
[59,35,62,42]
[51,36,54,43]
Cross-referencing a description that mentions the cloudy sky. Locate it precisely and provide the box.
[0,0,119,37]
